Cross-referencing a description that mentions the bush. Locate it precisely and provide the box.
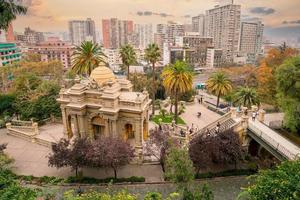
[65,176,145,184]
[195,169,257,179]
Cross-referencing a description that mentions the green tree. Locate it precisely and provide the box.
[0,0,27,30]
[234,86,260,108]
[239,160,300,200]
[206,71,232,108]
[120,44,136,80]
[0,93,16,117]
[165,147,195,190]
[276,56,300,133]
[161,61,193,123]
[71,41,107,76]
[145,43,161,116]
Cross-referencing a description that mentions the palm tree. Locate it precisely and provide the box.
[162,61,193,123]
[71,41,107,76]
[0,0,27,30]
[234,87,260,108]
[119,44,136,80]
[206,71,232,108]
[145,43,161,116]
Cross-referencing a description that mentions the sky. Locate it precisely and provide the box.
[12,0,300,42]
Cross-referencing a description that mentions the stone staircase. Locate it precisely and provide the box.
[189,113,237,140]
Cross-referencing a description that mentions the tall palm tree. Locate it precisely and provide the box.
[119,44,136,80]
[71,41,107,76]
[145,43,161,116]
[162,61,193,123]
[234,86,260,108]
[206,71,232,108]
[0,0,27,30]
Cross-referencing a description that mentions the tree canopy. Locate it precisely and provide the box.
[276,56,300,133]
[120,44,136,80]
[0,0,27,30]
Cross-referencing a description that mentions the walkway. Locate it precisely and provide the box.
[248,120,300,160]
[180,98,221,130]
[0,129,163,182]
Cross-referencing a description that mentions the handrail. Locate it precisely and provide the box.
[248,122,298,160]
[190,112,232,138]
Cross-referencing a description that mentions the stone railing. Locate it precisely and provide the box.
[6,121,39,141]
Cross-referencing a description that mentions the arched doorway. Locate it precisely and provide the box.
[143,119,148,141]
[124,123,134,141]
[248,139,260,157]
[92,116,106,140]
[67,115,74,138]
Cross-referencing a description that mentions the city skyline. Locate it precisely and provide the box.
[12,0,300,42]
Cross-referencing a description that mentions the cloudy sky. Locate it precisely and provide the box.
[12,0,300,41]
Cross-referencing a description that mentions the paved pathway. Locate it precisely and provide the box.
[248,120,300,160]
[0,129,163,182]
[180,98,221,130]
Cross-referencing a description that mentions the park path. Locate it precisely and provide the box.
[0,129,163,182]
[180,98,221,130]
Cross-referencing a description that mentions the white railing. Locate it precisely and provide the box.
[248,122,298,160]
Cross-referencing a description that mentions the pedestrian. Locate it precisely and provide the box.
[252,112,256,121]
[180,129,185,137]
[197,112,202,118]
[200,97,203,104]
[189,128,193,135]
[76,185,83,196]
[216,122,221,133]
[198,98,201,104]
[206,128,210,136]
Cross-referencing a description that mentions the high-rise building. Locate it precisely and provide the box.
[27,40,74,69]
[134,24,153,49]
[156,22,184,45]
[69,18,96,45]
[102,18,134,49]
[15,27,44,44]
[239,21,264,55]
[192,14,205,36]
[205,4,241,63]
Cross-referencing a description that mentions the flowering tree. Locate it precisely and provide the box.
[48,138,90,176]
[144,127,178,172]
[88,137,135,179]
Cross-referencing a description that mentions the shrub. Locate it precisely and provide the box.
[65,176,145,184]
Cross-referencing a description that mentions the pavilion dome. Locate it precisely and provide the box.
[90,63,116,86]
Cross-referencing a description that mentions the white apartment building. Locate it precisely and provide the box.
[192,14,205,36]
[239,21,264,55]
[206,48,223,68]
[205,4,241,63]
[134,24,153,49]
[69,18,96,46]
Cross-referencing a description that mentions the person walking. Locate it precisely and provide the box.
[252,112,256,121]
[215,122,221,133]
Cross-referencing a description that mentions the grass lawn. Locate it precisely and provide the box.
[151,114,186,125]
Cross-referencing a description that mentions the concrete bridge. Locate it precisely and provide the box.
[178,106,300,161]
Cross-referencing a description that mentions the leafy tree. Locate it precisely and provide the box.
[144,192,163,200]
[48,138,91,176]
[13,75,61,121]
[239,160,300,200]
[0,93,16,116]
[88,137,135,179]
[0,0,27,30]
[256,47,299,105]
[144,127,178,172]
[71,41,107,76]
[189,129,243,172]
[161,61,193,123]
[145,43,161,116]
[233,86,260,108]
[276,56,300,133]
[120,44,137,80]
[206,71,232,108]
[165,147,195,190]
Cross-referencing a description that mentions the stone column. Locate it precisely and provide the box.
[60,106,68,136]
[73,115,79,137]
[111,120,117,137]
[135,120,143,164]
[258,109,266,122]
[77,115,86,138]
[32,122,39,135]
[230,107,237,118]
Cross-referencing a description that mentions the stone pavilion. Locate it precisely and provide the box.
[57,64,151,156]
